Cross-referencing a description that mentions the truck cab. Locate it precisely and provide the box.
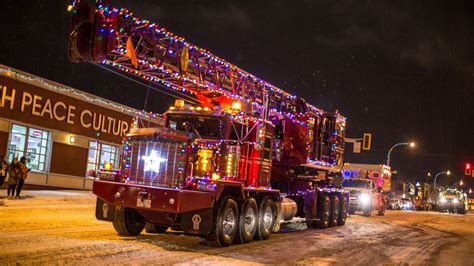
[341,178,385,216]
[438,189,467,214]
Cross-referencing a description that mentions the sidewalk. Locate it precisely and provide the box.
[0,188,93,206]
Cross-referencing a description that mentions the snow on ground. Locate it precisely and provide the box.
[0,189,473,265]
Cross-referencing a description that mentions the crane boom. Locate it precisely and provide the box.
[68,0,324,117]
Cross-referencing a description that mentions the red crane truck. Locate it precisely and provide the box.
[67,0,349,247]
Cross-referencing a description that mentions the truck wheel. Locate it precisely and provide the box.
[255,197,276,240]
[338,196,348,226]
[145,222,168,233]
[112,206,145,236]
[363,206,371,217]
[236,198,258,243]
[378,206,385,216]
[317,195,331,229]
[206,196,239,247]
[305,219,316,228]
[329,196,340,227]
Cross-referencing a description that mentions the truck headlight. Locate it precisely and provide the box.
[359,193,370,205]
[453,198,459,204]
[440,197,447,204]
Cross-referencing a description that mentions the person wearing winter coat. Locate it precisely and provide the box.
[0,155,7,188]
[17,157,29,199]
[7,158,21,199]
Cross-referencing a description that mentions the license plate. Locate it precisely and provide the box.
[137,198,151,208]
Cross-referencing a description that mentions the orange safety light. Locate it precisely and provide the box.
[174,99,185,107]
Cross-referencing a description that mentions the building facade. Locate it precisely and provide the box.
[0,65,159,189]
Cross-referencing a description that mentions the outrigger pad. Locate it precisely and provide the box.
[96,197,116,222]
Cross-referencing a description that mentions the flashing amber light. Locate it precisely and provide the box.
[197,149,212,172]
[174,99,184,107]
[226,154,233,175]
[169,106,176,110]
[231,102,242,111]
[67,5,73,12]
[104,162,112,171]
[212,173,220,180]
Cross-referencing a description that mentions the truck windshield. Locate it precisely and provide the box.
[341,179,369,189]
[167,114,225,139]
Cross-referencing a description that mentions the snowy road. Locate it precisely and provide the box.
[0,190,473,265]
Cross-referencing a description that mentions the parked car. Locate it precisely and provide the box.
[388,199,401,210]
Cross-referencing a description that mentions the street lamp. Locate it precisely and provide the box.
[426,172,432,183]
[433,170,450,188]
[386,142,416,166]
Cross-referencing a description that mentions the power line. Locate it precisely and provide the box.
[357,148,474,160]
[91,62,201,106]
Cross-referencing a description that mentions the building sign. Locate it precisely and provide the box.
[0,75,133,143]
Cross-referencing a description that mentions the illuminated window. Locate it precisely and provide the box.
[7,124,50,172]
[86,141,118,176]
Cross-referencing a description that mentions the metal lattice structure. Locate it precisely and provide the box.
[68,1,325,117]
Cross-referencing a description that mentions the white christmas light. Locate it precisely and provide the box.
[142,150,167,173]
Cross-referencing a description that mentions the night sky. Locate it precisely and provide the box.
[1,0,473,188]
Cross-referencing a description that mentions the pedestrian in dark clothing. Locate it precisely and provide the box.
[0,155,7,188]
[7,158,21,199]
[17,157,29,199]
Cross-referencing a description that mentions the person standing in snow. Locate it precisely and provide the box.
[0,155,7,188]
[16,157,29,199]
[7,158,21,199]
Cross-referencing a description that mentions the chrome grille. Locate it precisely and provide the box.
[128,141,184,187]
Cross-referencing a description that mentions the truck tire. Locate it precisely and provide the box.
[145,222,168,233]
[206,196,239,247]
[378,205,385,216]
[255,197,276,240]
[236,198,258,243]
[305,219,316,228]
[317,195,331,229]
[329,196,340,227]
[363,206,371,217]
[112,206,145,236]
[338,196,348,226]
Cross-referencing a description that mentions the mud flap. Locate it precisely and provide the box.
[95,197,115,222]
[304,189,318,219]
[181,208,213,235]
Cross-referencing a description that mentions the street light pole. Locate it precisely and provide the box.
[433,170,450,188]
[386,142,415,166]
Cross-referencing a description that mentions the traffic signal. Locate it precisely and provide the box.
[465,163,472,176]
[362,133,371,150]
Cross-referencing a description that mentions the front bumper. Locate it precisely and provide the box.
[93,181,217,234]
[93,180,216,213]
[349,196,370,211]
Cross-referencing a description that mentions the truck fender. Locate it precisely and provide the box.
[215,183,245,203]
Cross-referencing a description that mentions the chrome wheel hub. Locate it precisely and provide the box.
[244,207,256,233]
[263,206,273,231]
[223,208,236,236]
